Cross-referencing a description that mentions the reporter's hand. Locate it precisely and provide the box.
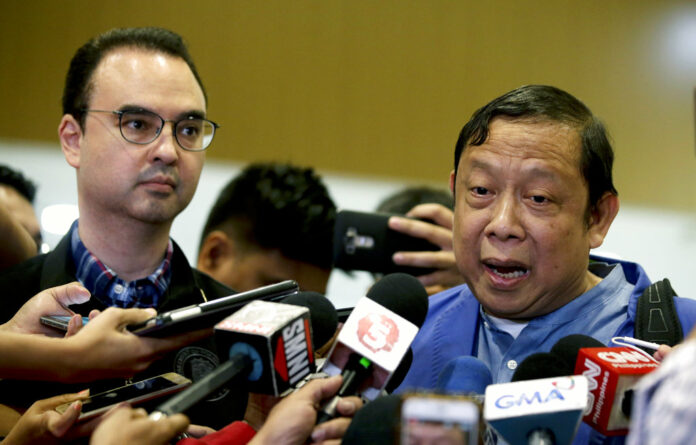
[250,375,362,445]
[310,394,361,445]
[0,282,90,336]
[388,203,464,295]
[61,307,212,382]
[89,406,189,445]
[1,391,94,445]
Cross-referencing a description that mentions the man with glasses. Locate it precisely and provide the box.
[0,27,243,430]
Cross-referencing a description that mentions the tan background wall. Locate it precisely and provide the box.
[1,0,695,211]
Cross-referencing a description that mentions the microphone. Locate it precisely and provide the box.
[573,344,658,435]
[484,375,588,445]
[512,334,659,437]
[279,291,338,349]
[151,294,331,418]
[317,273,428,423]
[436,356,492,398]
[550,334,605,370]
[342,394,402,445]
[510,352,573,382]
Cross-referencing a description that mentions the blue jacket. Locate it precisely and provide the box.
[397,256,696,444]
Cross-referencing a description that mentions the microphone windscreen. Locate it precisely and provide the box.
[550,334,605,370]
[280,291,338,348]
[436,356,492,395]
[511,352,570,382]
[342,394,401,445]
[366,273,428,327]
[385,349,413,393]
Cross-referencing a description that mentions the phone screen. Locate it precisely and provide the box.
[401,395,480,445]
[56,373,191,420]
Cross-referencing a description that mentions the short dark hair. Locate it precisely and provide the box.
[376,186,453,214]
[62,27,207,127]
[201,163,336,270]
[454,85,617,208]
[0,165,37,203]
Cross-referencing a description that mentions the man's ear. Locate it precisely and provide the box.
[197,230,237,273]
[588,192,620,249]
[58,114,82,168]
[449,169,456,195]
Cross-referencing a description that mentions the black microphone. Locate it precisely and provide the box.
[342,394,402,445]
[280,291,338,349]
[316,273,428,423]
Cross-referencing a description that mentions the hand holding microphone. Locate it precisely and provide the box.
[317,273,428,423]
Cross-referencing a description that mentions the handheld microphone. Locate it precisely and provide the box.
[317,273,428,423]
[150,293,332,418]
[484,375,588,445]
[574,345,658,435]
[510,352,573,382]
[342,394,402,445]
[279,291,338,349]
[436,356,492,399]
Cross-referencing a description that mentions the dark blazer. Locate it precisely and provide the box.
[0,232,246,429]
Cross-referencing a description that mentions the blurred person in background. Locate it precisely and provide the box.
[0,165,42,270]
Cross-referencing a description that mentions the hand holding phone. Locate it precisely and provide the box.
[333,210,439,276]
[40,315,91,332]
[401,394,481,445]
[55,373,191,421]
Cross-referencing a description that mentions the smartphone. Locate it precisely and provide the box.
[55,372,191,421]
[400,394,481,445]
[332,210,439,276]
[40,315,91,331]
[128,280,299,337]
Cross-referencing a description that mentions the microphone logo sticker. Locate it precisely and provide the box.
[357,313,399,353]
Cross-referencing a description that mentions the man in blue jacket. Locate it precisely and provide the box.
[396,85,696,444]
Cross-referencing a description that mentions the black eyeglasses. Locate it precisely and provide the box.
[83,109,219,151]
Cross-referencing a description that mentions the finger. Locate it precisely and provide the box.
[298,375,343,404]
[424,285,446,296]
[164,413,190,436]
[405,203,454,229]
[88,309,101,320]
[95,307,157,328]
[392,251,455,269]
[310,417,352,443]
[46,400,82,437]
[186,423,216,437]
[50,282,91,307]
[335,396,362,417]
[33,389,90,410]
[388,217,453,247]
[65,313,84,337]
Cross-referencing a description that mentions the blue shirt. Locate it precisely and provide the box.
[396,256,696,445]
[69,220,173,308]
[477,262,633,383]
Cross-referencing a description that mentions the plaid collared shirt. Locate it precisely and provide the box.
[69,220,173,308]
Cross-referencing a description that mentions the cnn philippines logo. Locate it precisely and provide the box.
[357,313,399,353]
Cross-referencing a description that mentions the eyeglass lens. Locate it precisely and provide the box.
[120,110,215,150]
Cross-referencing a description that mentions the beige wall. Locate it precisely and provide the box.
[1,0,695,211]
